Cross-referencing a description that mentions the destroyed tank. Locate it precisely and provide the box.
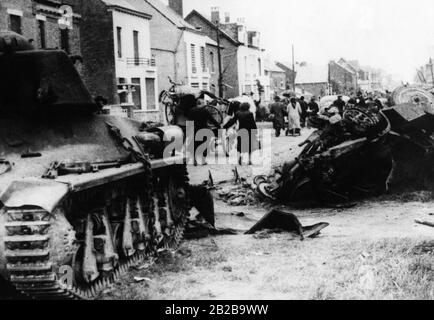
[255,96,434,203]
[0,31,192,299]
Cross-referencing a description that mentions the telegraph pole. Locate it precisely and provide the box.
[215,21,224,98]
[292,44,296,92]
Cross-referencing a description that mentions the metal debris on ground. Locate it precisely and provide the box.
[184,220,239,239]
[246,209,329,240]
[222,266,233,272]
[132,260,155,271]
[133,277,152,283]
[415,220,434,228]
[216,183,258,206]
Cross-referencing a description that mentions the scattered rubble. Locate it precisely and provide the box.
[246,209,329,240]
[415,220,434,228]
[133,276,152,283]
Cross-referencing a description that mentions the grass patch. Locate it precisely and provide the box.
[309,239,434,300]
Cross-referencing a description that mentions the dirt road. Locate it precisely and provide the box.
[101,129,434,300]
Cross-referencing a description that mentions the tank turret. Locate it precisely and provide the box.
[0,30,34,53]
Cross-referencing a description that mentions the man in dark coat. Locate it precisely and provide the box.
[298,96,309,127]
[188,99,221,166]
[357,91,366,108]
[333,95,346,115]
[269,96,285,137]
[224,102,258,165]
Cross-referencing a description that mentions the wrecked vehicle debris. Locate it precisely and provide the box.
[246,209,329,240]
[255,89,434,203]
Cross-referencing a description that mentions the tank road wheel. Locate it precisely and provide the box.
[153,166,189,250]
[0,167,190,300]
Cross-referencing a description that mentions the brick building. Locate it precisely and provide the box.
[136,0,218,104]
[0,0,82,69]
[295,64,329,98]
[265,59,286,99]
[275,61,296,91]
[186,8,269,101]
[329,59,357,95]
[78,0,160,121]
[185,9,240,98]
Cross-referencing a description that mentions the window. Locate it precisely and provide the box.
[244,85,252,93]
[133,31,139,65]
[145,78,156,110]
[210,51,215,73]
[202,83,208,91]
[191,44,196,73]
[9,14,22,34]
[116,27,122,58]
[200,46,205,72]
[118,78,128,104]
[38,20,46,49]
[191,83,199,89]
[131,78,141,109]
[60,28,70,53]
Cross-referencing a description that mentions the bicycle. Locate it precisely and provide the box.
[159,77,225,128]
[159,77,183,125]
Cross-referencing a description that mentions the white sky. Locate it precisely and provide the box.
[174,0,434,82]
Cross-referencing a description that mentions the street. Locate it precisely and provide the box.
[101,130,434,300]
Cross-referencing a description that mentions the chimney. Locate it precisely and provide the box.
[224,12,230,23]
[211,7,220,24]
[168,0,183,17]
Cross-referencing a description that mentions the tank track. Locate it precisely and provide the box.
[1,166,190,300]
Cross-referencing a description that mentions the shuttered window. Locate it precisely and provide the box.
[191,44,196,73]
[200,46,205,72]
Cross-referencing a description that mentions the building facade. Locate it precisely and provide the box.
[185,9,241,98]
[139,0,215,105]
[0,0,82,69]
[186,8,269,101]
[265,60,286,99]
[79,0,159,121]
[295,64,329,98]
[329,60,357,95]
[275,61,296,91]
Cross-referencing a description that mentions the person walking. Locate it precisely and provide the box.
[269,96,285,137]
[286,97,302,136]
[224,102,258,165]
[333,95,346,115]
[306,96,320,128]
[188,98,221,166]
[299,96,309,127]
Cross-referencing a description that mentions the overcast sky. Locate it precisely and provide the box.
[172,0,434,82]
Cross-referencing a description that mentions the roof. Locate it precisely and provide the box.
[102,0,153,18]
[205,37,219,47]
[295,65,329,84]
[276,61,295,73]
[185,10,241,46]
[347,60,361,71]
[265,60,285,73]
[335,60,357,74]
[144,0,197,31]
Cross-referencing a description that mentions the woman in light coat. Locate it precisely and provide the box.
[286,97,302,136]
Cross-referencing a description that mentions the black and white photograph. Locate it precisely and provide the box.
[0,0,433,309]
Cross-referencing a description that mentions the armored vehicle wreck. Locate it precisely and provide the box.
[0,31,200,299]
[256,92,434,203]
